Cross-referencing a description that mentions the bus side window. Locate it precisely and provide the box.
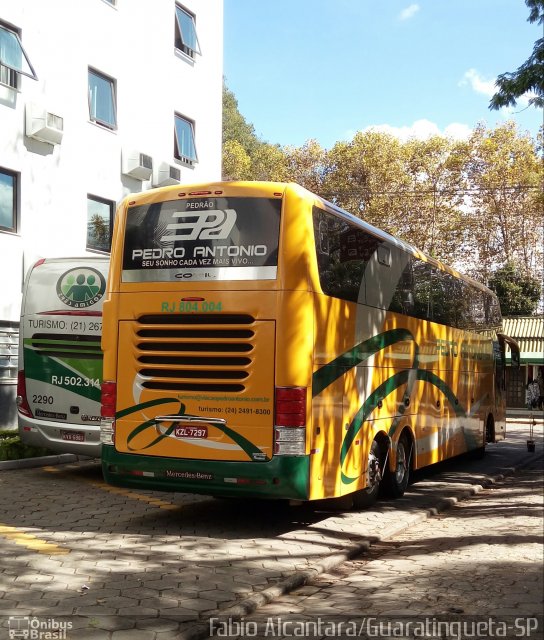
[319,220,329,254]
[390,258,415,315]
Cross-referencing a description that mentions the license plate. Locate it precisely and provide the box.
[174,425,208,439]
[61,431,85,442]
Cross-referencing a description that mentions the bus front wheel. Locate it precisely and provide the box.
[384,433,411,498]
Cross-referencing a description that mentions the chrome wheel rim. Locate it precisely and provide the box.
[367,448,380,490]
[395,442,407,484]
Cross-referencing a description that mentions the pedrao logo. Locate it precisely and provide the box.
[161,209,236,242]
[56,267,106,309]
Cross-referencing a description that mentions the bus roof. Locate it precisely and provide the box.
[120,180,495,298]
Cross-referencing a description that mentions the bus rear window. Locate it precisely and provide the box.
[122,197,281,283]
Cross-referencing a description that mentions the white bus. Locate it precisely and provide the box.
[17,257,109,457]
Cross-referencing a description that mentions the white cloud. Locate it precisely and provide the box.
[459,68,496,97]
[460,68,535,110]
[362,119,472,142]
[398,4,420,21]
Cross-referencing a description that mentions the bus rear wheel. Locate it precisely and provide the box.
[384,433,411,498]
[352,439,382,509]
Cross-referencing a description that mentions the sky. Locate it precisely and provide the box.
[223,0,544,149]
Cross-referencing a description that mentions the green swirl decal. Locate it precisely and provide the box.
[312,329,469,485]
[340,370,411,484]
[312,329,417,398]
[120,398,265,459]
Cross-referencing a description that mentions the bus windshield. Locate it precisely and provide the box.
[122,196,281,283]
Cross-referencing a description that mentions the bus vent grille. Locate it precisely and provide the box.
[29,333,102,359]
[135,314,256,392]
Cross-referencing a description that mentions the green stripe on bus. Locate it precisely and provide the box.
[121,399,266,460]
[312,328,418,397]
[23,347,102,402]
[340,368,467,484]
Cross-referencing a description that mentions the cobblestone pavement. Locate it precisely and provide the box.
[0,420,542,640]
[216,464,543,639]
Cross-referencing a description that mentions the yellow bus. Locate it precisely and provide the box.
[100,181,517,506]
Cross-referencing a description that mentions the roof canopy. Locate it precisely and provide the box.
[502,316,544,364]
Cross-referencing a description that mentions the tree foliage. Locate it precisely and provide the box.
[222,82,544,310]
[464,122,543,281]
[222,84,260,155]
[222,81,287,181]
[488,262,541,315]
[489,0,544,110]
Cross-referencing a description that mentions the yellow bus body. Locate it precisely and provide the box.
[101,181,506,502]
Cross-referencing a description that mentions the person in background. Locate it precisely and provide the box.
[536,368,544,410]
[526,377,540,409]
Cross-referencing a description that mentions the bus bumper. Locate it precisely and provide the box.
[101,446,310,500]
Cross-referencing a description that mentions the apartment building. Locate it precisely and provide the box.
[0,0,224,427]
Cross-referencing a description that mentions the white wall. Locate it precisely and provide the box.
[0,0,224,323]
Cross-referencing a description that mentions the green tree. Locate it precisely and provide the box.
[465,122,543,282]
[489,0,544,110]
[222,81,288,181]
[250,143,289,182]
[320,132,470,267]
[88,214,109,251]
[402,136,469,264]
[222,139,252,180]
[284,139,328,194]
[488,262,541,315]
[222,83,260,155]
[322,131,409,231]
[222,84,543,310]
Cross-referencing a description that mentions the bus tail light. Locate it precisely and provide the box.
[16,371,33,418]
[100,381,116,444]
[274,387,306,456]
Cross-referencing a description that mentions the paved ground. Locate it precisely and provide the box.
[0,419,542,640]
[215,465,543,639]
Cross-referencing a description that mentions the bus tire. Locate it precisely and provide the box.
[352,439,382,509]
[472,416,493,459]
[384,433,411,498]
[485,415,495,443]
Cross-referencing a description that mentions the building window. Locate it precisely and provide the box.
[175,5,201,59]
[0,168,17,233]
[88,68,117,130]
[87,195,114,252]
[174,114,198,165]
[0,22,38,88]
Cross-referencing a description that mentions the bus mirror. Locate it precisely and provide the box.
[497,333,520,369]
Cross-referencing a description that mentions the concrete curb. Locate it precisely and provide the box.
[0,453,88,470]
[178,453,544,640]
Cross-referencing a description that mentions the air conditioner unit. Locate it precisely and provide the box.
[153,162,181,187]
[122,150,153,180]
[25,103,64,145]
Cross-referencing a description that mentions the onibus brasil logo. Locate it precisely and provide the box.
[56,267,106,309]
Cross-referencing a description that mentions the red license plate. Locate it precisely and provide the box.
[61,431,85,442]
[174,425,208,439]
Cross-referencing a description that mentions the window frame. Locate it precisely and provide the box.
[174,113,198,165]
[88,67,117,130]
[0,21,38,87]
[0,167,19,234]
[174,4,201,59]
[86,194,114,253]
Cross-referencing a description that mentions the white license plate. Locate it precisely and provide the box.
[61,431,85,442]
